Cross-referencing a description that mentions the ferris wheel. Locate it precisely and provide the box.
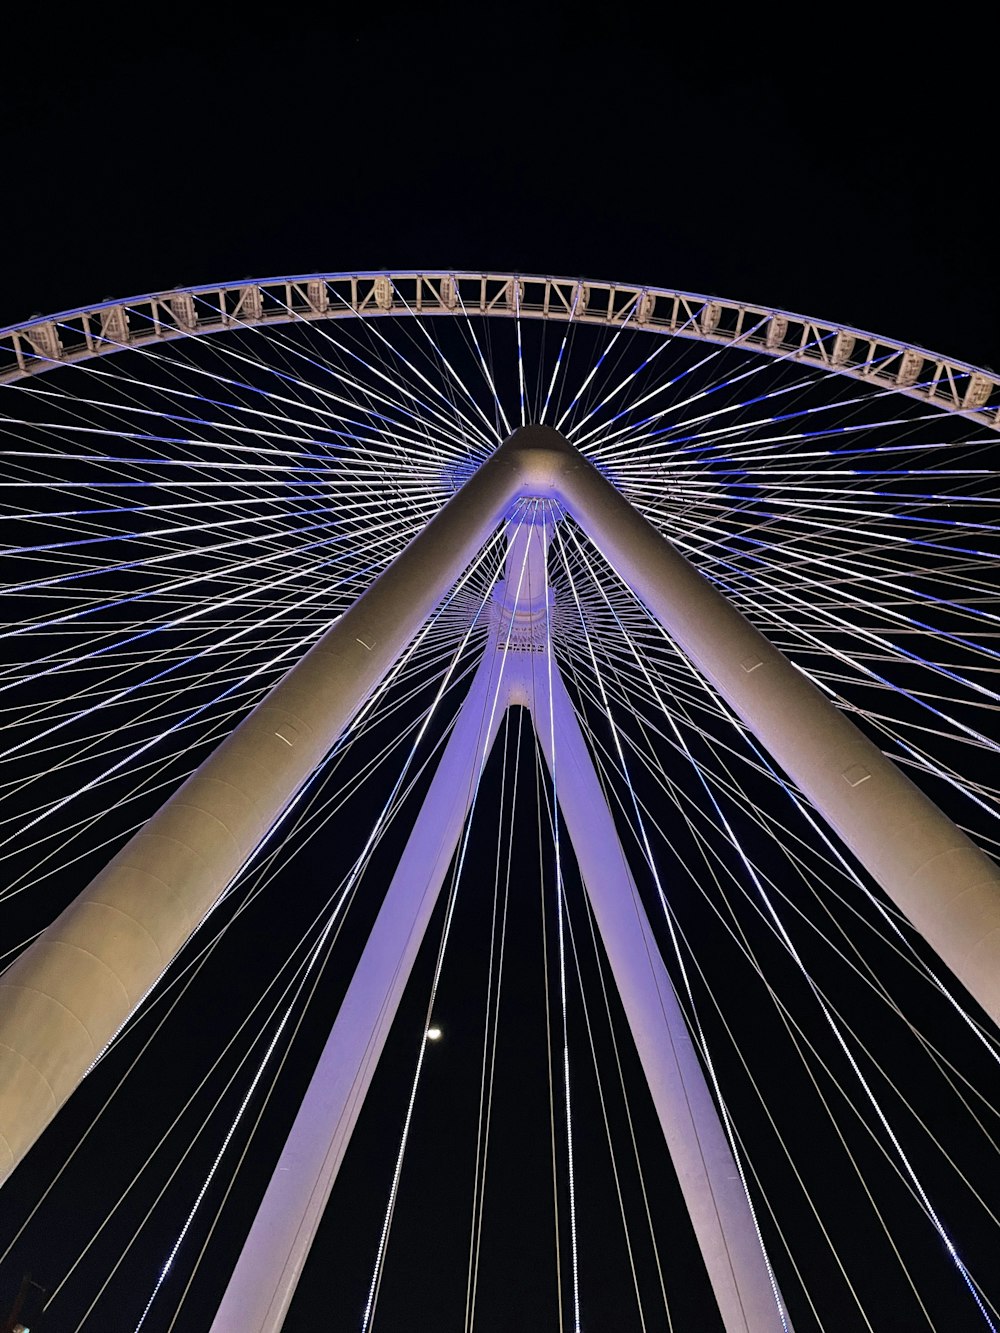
[0,272,999,1333]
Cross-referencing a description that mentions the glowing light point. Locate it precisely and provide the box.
[425,1026,442,1042]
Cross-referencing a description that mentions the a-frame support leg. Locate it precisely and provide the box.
[218,503,794,1333]
[525,660,790,1333]
[210,646,512,1333]
[216,628,792,1332]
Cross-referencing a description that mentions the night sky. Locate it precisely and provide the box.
[1,9,999,1332]
[3,10,998,368]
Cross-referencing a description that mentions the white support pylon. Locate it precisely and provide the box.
[510,514,789,1331]
[521,655,789,1333]
[0,440,532,1183]
[210,642,513,1333]
[212,511,790,1332]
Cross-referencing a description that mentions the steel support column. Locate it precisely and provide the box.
[521,426,1000,1024]
[522,657,789,1332]
[0,442,529,1182]
[210,645,512,1333]
[214,489,790,1330]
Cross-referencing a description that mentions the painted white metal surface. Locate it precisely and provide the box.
[210,645,511,1333]
[214,514,789,1332]
[525,658,790,1333]
[0,441,526,1183]
[534,424,1000,1027]
[2,272,997,425]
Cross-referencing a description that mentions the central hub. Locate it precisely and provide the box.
[497,423,580,497]
[490,500,556,653]
[484,425,579,653]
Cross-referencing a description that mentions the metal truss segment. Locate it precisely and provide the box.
[1,270,997,426]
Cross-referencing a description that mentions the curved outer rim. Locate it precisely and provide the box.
[1,269,998,428]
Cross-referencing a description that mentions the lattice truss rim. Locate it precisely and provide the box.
[2,269,997,425]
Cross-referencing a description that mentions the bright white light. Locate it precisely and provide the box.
[425,1026,442,1041]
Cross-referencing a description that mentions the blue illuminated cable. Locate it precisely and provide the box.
[555,297,643,433]
[386,285,501,449]
[108,297,485,459]
[453,289,513,437]
[306,286,498,452]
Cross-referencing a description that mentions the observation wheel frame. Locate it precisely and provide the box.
[2,270,999,425]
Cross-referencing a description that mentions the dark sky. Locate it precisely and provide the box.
[2,8,997,368]
[2,9,999,1333]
